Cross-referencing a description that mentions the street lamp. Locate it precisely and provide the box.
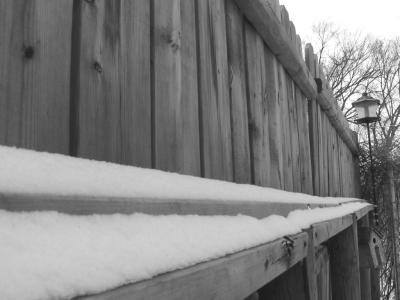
[352,92,380,224]
[352,92,380,124]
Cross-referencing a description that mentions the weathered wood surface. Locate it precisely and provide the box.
[279,67,293,192]
[232,0,316,100]
[197,0,233,181]
[153,0,201,175]
[329,217,362,300]
[315,246,330,300]
[305,228,318,300]
[76,233,309,300]
[72,0,151,167]
[313,205,372,246]
[244,22,271,187]
[226,0,251,183]
[0,0,72,154]
[317,88,358,154]
[358,216,372,300]
[0,192,338,219]
[264,45,284,190]
[0,0,361,199]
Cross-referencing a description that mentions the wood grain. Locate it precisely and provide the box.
[305,227,318,300]
[279,68,293,191]
[196,0,233,181]
[225,0,251,183]
[0,0,72,154]
[73,0,151,167]
[287,77,300,192]
[264,45,284,190]
[233,0,317,100]
[244,22,271,187]
[313,205,372,246]
[153,0,201,175]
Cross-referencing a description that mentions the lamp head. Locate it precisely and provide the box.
[352,93,380,124]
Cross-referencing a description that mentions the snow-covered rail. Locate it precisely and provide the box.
[0,146,373,300]
[74,207,371,300]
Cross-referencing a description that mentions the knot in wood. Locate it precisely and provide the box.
[264,258,269,270]
[169,30,181,52]
[93,61,103,74]
[23,46,34,59]
[84,0,95,5]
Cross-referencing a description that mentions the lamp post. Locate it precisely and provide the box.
[352,92,380,224]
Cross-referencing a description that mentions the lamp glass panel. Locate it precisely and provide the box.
[355,105,366,119]
[368,103,378,118]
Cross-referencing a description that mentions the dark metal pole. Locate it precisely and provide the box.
[366,123,378,225]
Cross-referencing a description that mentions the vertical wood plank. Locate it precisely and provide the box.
[302,94,313,194]
[315,246,331,300]
[225,0,251,183]
[196,0,233,181]
[0,0,72,154]
[332,125,338,196]
[74,0,151,167]
[264,45,284,190]
[244,22,270,187]
[358,217,372,300]
[321,110,326,196]
[295,87,308,194]
[278,6,293,192]
[153,0,201,175]
[279,68,293,191]
[287,78,300,192]
[328,121,336,196]
[120,0,151,166]
[318,113,323,196]
[305,228,318,300]
[304,44,318,195]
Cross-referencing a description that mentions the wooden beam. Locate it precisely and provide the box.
[0,192,337,218]
[313,205,373,246]
[305,228,318,300]
[75,233,309,300]
[314,246,330,300]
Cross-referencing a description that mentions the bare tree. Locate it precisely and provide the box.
[311,22,400,300]
[311,22,381,120]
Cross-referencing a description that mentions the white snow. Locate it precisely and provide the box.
[0,145,358,205]
[287,202,370,228]
[0,146,370,299]
[0,202,369,300]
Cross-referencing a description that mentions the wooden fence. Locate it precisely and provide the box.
[0,0,359,197]
[0,1,376,299]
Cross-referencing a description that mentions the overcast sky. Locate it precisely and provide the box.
[279,0,400,42]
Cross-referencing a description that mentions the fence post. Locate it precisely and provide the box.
[305,227,318,300]
[328,215,361,300]
[358,216,372,300]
